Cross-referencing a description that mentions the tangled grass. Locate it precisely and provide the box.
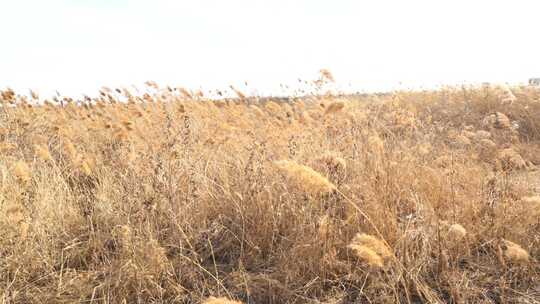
[0,83,539,303]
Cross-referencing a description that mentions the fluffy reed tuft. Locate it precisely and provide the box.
[498,148,527,170]
[324,101,345,115]
[12,160,31,183]
[275,160,336,196]
[34,144,52,161]
[502,240,530,264]
[348,245,384,267]
[482,112,512,130]
[348,233,392,267]
[447,223,467,242]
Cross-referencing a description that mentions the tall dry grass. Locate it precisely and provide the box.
[0,83,539,303]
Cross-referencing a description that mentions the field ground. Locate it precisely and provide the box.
[0,83,540,303]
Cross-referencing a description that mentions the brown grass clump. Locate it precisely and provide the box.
[275,160,337,195]
[348,233,392,268]
[351,233,392,259]
[34,144,52,161]
[502,240,530,264]
[12,160,31,183]
[348,244,384,267]
[499,85,517,104]
[498,148,527,170]
[447,223,467,240]
[482,112,512,130]
[324,101,345,115]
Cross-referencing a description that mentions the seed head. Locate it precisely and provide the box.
[448,224,467,240]
[502,240,529,264]
[350,233,392,259]
[348,244,384,267]
[498,148,526,170]
[34,144,52,161]
[348,233,392,268]
[275,160,336,196]
[13,160,31,183]
[324,101,345,115]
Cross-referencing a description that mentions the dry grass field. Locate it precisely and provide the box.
[1,79,539,303]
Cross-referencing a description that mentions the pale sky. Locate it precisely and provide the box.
[0,0,539,97]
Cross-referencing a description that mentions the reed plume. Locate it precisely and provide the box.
[275,160,336,196]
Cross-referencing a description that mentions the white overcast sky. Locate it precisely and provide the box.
[0,0,539,96]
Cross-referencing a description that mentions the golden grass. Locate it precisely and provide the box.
[447,223,467,240]
[274,160,337,196]
[0,84,539,303]
[503,240,530,264]
[348,233,392,267]
[12,160,31,183]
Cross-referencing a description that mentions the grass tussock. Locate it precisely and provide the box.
[0,83,539,303]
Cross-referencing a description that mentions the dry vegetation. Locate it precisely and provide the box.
[1,77,540,303]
